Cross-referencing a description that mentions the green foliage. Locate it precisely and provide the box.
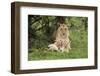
[28,15,88,60]
[70,30,88,48]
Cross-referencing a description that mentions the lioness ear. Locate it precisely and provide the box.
[57,23,60,27]
[59,23,62,26]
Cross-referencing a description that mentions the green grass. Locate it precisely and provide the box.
[28,30,88,61]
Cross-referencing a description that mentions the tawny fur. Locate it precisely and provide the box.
[55,23,71,52]
[48,23,71,52]
[48,44,58,51]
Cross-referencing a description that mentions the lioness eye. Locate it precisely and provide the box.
[60,28,63,30]
[65,28,67,30]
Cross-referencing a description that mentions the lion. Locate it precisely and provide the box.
[55,23,71,52]
[48,23,71,52]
